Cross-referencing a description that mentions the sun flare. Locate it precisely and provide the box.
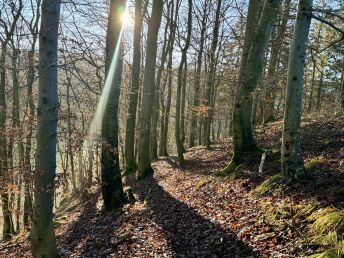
[120,12,133,26]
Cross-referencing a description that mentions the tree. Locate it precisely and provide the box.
[159,0,179,157]
[30,0,60,256]
[189,0,209,148]
[101,0,127,210]
[204,0,222,149]
[175,0,192,165]
[0,0,23,240]
[137,0,164,179]
[281,0,313,179]
[221,0,281,175]
[124,0,144,174]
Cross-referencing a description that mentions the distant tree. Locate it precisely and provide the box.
[137,0,164,179]
[101,0,127,210]
[189,0,209,148]
[30,0,60,256]
[204,0,222,149]
[281,0,313,179]
[0,0,23,240]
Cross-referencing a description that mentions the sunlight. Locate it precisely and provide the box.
[120,11,133,27]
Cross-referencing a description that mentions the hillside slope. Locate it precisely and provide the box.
[1,115,344,257]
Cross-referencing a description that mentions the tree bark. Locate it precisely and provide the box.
[205,0,222,149]
[175,0,192,165]
[30,0,60,256]
[189,1,208,148]
[222,0,280,175]
[101,0,126,210]
[281,0,312,179]
[137,0,164,179]
[124,0,143,174]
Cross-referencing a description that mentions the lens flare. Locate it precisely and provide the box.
[82,4,128,159]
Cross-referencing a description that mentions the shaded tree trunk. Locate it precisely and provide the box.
[101,0,126,210]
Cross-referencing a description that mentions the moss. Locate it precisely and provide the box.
[195,177,210,189]
[309,210,344,237]
[309,240,344,258]
[253,174,285,196]
[304,156,325,171]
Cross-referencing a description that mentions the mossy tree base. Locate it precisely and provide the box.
[217,145,265,177]
[136,166,154,180]
[124,161,138,176]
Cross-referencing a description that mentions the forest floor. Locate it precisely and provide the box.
[1,115,344,258]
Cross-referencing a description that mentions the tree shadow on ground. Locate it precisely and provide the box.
[60,174,256,257]
[128,174,256,258]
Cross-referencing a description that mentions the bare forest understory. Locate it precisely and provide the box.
[1,115,344,258]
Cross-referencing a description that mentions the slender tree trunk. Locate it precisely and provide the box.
[124,0,143,174]
[175,0,192,165]
[189,1,208,148]
[101,0,126,210]
[316,71,323,111]
[281,0,312,179]
[341,66,344,110]
[263,0,291,123]
[159,0,179,157]
[180,61,187,152]
[30,0,61,256]
[205,0,222,149]
[307,61,316,113]
[0,43,15,240]
[150,4,171,159]
[137,0,164,179]
[222,0,280,175]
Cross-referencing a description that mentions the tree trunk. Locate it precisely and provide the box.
[205,0,222,149]
[263,0,291,123]
[189,1,208,148]
[222,0,280,175]
[150,3,171,159]
[101,0,126,210]
[175,0,192,165]
[159,0,179,156]
[281,0,312,179]
[30,0,60,256]
[137,0,164,179]
[124,0,143,174]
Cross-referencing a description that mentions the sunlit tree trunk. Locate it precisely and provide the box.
[30,0,60,256]
[101,0,126,210]
[137,0,163,179]
[221,0,280,175]
[281,0,312,179]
